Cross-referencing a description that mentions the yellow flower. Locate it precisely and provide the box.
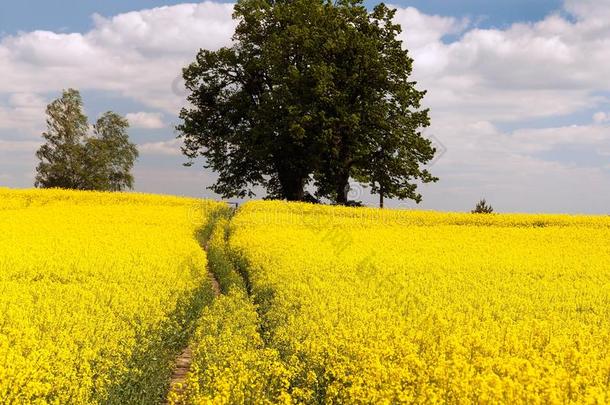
[224,200,610,404]
[0,188,223,404]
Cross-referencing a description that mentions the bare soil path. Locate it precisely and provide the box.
[166,243,221,403]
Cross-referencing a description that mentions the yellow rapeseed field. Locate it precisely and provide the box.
[5,190,610,404]
[0,188,223,404]
[168,213,292,405]
[217,201,610,404]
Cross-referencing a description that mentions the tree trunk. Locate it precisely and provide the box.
[286,185,305,201]
[278,172,305,201]
[335,171,350,205]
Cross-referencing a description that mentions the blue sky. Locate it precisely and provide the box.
[1,0,562,34]
[1,0,609,213]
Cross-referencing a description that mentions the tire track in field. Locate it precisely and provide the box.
[166,241,221,403]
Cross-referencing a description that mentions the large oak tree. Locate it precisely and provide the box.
[178,0,437,204]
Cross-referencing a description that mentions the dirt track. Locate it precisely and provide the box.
[166,244,221,403]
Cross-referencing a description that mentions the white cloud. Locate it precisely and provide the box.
[392,7,467,78]
[89,3,235,55]
[1,1,608,123]
[386,0,610,213]
[0,140,39,188]
[139,138,182,156]
[0,2,235,113]
[418,117,610,213]
[393,6,469,49]
[0,139,41,152]
[0,93,47,136]
[593,112,609,124]
[563,0,610,21]
[511,124,610,152]
[126,112,165,129]
[397,2,610,121]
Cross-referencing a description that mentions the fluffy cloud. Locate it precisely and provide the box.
[388,1,610,213]
[1,1,608,122]
[89,4,235,55]
[139,138,182,156]
[0,93,47,135]
[394,7,468,49]
[395,2,610,122]
[0,2,235,113]
[126,112,165,129]
[563,0,610,20]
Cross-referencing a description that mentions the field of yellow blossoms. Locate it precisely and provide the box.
[3,189,610,404]
[0,188,223,404]
[173,201,610,404]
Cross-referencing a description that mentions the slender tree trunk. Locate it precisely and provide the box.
[335,171,350,205]
[379,183,385,208]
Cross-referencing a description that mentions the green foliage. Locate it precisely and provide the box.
[207,217,247,294]
[85,112,139,191]
[35,89,138,191]
[472,198,494,214]
[35,89,89,189]
[178,0,437,205]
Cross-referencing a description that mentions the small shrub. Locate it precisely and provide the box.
[472,198,494,214]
